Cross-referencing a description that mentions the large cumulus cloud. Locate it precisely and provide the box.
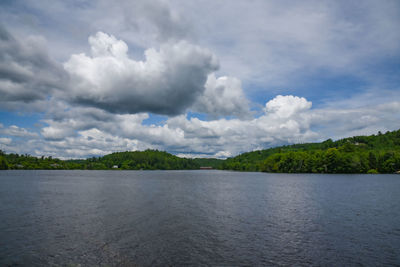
[63,32,219,115]
[0,25,252,118]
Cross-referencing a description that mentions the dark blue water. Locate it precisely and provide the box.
[0,170,399,266]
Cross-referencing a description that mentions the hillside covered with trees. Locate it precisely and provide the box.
[1,129,400,173]
[0,150,208,170]
[220,129,400,173]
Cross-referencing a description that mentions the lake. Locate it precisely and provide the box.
[0,170,399,266]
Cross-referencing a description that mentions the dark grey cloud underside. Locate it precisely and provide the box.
[0,26,67,104]
[70,64,213,116]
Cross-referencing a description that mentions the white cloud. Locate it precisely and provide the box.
[0,137,12,145]
[0,125,38,138]
[63,32,219,115]
[41,124,75,141]
[33,128,143,159]
[265,95,312,118]
[89,32,129,59]
[193,74,251,118]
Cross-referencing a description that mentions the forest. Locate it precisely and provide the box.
[1,129,400,173]
[0,150,204,170]
[220,129,400,173]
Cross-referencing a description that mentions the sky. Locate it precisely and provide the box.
[0,0,399,159]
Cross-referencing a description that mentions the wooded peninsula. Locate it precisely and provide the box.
[1,129,399,174]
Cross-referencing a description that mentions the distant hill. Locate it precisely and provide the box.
[0,150,200,170]
[1,129,399,173]
[220,129,400,173]
[0,149,224,171]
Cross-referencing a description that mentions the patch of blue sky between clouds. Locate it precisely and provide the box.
[0,110,43,129]
[186,112,207,121]
[142,114,168,126]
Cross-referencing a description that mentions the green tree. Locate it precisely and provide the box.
[368,152,377,169]
[324,148,340,173]
[0,155,8,170]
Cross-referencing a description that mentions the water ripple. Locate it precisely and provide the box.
[0,170,399,266]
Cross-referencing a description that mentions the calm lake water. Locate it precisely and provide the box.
[0,170,399,266]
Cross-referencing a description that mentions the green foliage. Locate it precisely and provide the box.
[0,154,9,170]
[367,169,379,174]
[98,150,199,170]
[221,129,400,174]
[0,150,200,170]
[192,158,224,169]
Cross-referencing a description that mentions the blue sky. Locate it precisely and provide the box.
[0,0,399,158]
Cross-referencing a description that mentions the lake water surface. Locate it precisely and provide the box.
[0,170,399,266]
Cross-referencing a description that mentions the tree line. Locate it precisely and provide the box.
[220,129,400,173]
[1,129,400,173]
[0,150,204,170]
